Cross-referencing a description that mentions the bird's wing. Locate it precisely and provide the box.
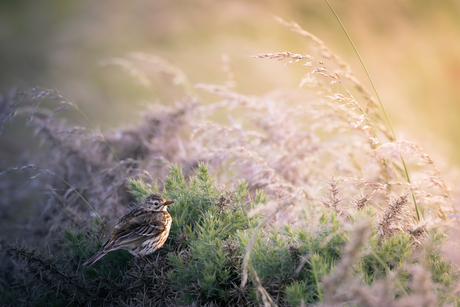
[102,210,168,251]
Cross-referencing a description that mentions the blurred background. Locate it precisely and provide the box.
[1,0,460,166]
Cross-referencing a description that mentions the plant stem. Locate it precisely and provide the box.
[324,0,420,221]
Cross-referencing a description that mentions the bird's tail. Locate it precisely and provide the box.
[83,250,107,266]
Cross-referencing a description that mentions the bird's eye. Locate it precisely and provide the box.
[153,201,159,206]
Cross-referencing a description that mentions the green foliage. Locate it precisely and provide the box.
[424,230,455,287]
[63,219,132,281]
[359,232,412,284]
[163,163,226,241]
[2,164,458,307]
[285,280,315,306]
[126,177,159,202]
[166,163,260,303]
[236,210,346,305]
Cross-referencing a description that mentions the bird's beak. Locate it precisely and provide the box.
[164,200,174,206]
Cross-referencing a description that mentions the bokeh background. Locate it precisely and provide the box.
[1,0,460,166]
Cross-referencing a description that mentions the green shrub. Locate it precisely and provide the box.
[2,164,458,306]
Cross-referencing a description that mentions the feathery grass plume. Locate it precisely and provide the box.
[321,220,371,304]
[0,89,20,133]
[322,177,343,216]
[353,194,372,211]
[372,140,453,217]
[317,222,456,307]
[323,1,425,222]
[0,165,100,220]
[255,16,447,223]
[99,57,152,88]
[0,85,198,253]
[397,265,437,307]
[377,195,409,238]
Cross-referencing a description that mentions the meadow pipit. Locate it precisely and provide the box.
[83,194,173,266]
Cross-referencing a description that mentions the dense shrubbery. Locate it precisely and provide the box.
[1,164,458,306]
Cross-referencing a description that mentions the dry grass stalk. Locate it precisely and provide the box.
[321,221,371,305]
[322,177,343,216]
[377,195,409,238]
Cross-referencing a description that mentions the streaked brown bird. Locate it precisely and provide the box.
[83,194,174,266]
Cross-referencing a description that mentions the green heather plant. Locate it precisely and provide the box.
[3,165,458,306]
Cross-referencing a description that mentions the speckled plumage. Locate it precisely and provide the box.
[83,194,173,266]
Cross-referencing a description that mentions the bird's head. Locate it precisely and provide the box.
[142,194,174,211]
